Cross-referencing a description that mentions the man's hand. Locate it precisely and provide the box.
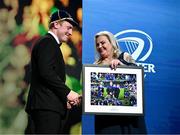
[67,95,82,109]
[67,90,81,106]
[67,102,72,109]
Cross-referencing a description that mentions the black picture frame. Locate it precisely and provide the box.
[83,64,144,116]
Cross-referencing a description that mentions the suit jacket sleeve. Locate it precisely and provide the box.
[36,38,70,101]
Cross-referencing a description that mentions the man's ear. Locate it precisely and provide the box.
[53,22,60,29]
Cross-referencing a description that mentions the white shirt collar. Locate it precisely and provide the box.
[48,31,60,44]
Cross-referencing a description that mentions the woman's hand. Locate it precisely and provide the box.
[110,59,121,69]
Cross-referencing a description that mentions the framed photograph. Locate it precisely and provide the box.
[83,64,144,115]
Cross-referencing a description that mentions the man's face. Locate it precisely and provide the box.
[57,21,73,42]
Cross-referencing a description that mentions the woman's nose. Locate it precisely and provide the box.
[98,44,102,48]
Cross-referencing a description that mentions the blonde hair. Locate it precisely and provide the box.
[94,31,121,64]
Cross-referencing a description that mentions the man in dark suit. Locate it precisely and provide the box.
[25,10,81,134]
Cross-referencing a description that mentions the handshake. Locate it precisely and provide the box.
[66,90,82,109]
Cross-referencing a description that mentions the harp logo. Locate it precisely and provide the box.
[115,29,156,76]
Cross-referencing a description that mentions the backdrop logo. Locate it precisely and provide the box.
[115,29,156,76]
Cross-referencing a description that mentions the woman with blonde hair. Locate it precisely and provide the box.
[94,30,146,134]
[94,31,136,68]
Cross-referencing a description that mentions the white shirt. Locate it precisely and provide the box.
[48,31,60,44]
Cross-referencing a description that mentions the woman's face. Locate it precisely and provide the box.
[96,35,113,59]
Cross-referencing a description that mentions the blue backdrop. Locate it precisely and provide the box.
[82,0,180,134]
